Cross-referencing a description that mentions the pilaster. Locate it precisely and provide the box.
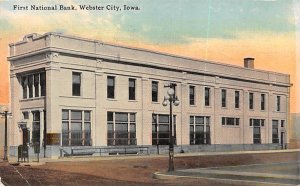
[45,56,61,145]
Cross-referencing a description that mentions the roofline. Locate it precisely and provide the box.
[9,32,290,77]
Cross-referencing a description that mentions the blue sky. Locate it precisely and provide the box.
[0,0,295,44]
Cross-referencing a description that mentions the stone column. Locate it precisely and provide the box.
[9,72,22,146]
[95,59,104,146]
[45,52,61,145]
[140,77,149,146]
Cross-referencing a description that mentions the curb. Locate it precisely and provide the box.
[9,162,46,167]
[153,172,297,186]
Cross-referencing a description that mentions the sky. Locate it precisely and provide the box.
[0,0,298,113]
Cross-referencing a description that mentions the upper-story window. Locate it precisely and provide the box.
[107,76,115,99]
[189,85,195,105]
[34,74,39,97]
[205,87,210,106]
[129,78,136,100]
[276,96,281,111]
[21,76,28,99]
[281,120,285,127]
[21,72,46,99]
[235,91,240,109]
[28,75,33,98]
[72,72,81,96]
[261,94,265,111]
[222,117,240,126]
[152,81,158,102]
[221,89,227,107]
[249,92,254,110]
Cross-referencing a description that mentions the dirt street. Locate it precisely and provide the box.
[0,151,299,186]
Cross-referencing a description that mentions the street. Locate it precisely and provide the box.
[0,151,299,186]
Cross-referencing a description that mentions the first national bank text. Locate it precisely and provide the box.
[13,4,140,11]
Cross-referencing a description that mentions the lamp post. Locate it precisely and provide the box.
[1,106,11,161]
[162,83,179,172]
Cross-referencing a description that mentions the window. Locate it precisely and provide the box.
[23,112,29,120]
[21,76,28,99]
[222,117,240,126]
[40,72,46,96]
[249,92,254,110]
[152,114,176,145]
[253,126,261,144]
[129,78,136,100]
[205,87,210,106]
[152,81,158,102]
[221,89,226,107]
[28,75,33,98]
[277,96,281,111]
[235,91,240,108]
[32,111,40,144]
[34,74,39,97]
[190,116,210,145]
[21,72,46,99]
[250,119,263,144]
[72,72,81,96]
[84,111,91,146]
[249,119,265,127]
[281,120,285,128]
[62,110,91,146]
[107,76,115,99]
[189,86,195,105]
[107,112,136,146]
[272,120,279,143]
[261,94,265,111]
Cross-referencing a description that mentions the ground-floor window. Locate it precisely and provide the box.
[152,114,176,145]
[32,111,40,145]
[272,120,279,143]
[250,118,264,144]
[62,110,91,146]
[107,112,136,146]
[190,116,210,145]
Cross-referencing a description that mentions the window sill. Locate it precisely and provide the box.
[222,125,240,128]
[189,105,197,107]
[20,96,45,102]
[107,98,117,101]
[128,100,138,102]
[221,107,228,109]
[205,105,212,108]
[234,108,241,110]
[152,101,160,104]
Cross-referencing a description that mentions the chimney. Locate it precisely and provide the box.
[244,57,254,68]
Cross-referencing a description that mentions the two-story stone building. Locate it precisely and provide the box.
[8,33,291,157]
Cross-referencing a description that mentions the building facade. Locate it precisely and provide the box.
[8,33,291,157]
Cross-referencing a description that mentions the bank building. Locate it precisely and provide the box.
[8,33,291,157]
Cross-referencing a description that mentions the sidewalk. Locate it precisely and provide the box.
[6,148,300,166]
[154,161,300,186]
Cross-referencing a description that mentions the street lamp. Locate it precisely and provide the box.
[162,83,179,172]
[1,106,11,161]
